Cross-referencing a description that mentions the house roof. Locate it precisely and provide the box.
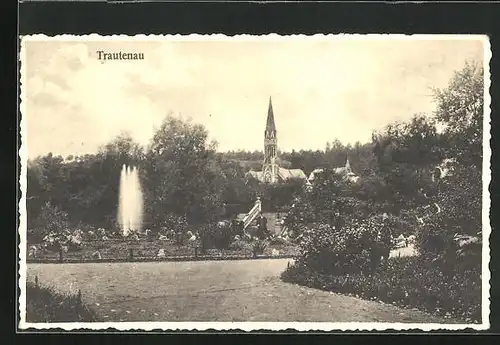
[278,167,307,180]
[308,161,359,183]
[247,168,307,183]
[333,166,350,175]
[308,168,324,181]
[246,170,264,181]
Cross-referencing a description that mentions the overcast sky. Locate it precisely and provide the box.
[22,36,485,159]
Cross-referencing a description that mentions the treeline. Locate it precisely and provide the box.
[26,132,373,237]
[26,122,374,237]
[217,141,375,177]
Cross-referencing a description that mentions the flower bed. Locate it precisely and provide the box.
[28,239,299,262]
[281,256,481,323]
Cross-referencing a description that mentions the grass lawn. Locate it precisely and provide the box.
[26,260,451,323]
[26,281,99,322]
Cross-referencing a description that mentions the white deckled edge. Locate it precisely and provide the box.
[481,35,492,330]
[17,34,492,332]
[18,36,28,330]
[17,321,486,332]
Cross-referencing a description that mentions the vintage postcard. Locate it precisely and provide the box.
[18,34,491,331]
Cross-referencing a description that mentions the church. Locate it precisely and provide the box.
[246,97,359,185]
[246,98,308,184]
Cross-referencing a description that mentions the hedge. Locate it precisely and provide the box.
[281,256,481,323]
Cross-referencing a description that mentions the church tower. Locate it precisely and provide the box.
[263,97,279,183]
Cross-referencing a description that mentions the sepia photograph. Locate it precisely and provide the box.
[18,34,491,331]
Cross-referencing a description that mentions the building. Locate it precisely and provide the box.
[307,157,360,184]
[246,97,359,185]
[246,98,308,184]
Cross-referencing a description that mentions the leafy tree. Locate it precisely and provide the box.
[284,171,361,234]
[389,62,485,275]
[27,160,48,229]
[218,158,255,210]
[145,116,225,226]
[372,114,445,212]
[416,62,483,258]
[259,177,306,212]
[27,154,70,234]
[433,61,483,169]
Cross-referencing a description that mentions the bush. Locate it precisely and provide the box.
[383,212,417,238]
[252,240,268,256]
[269,235,289,246]
[282,256,481,323]
[297,216,392,275]
[26,281,100,322]
[408,163,482,271]
[28,202,70,244]
[161,214,189,234]
[229,239,252,252]
[199,223,234,250]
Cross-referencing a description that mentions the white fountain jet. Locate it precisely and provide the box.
[118,164,144,237]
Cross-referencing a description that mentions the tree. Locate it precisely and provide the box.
[346,141,377,177]
[397,62,484,273]
[26,153,71,232]
[259,177,306,212]
[284,171,360,233]
[219,159,255,209]
[27,159,48,229]
[417,61,483,253]
[371,114,445,212]
[145,116,225,226]
[433,61,483,169]
[59,133,145,229]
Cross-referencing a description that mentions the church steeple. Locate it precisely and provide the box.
[266,97,276,131]
[263,97,278,183]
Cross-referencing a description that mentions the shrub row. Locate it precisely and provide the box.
[281,256,481,323]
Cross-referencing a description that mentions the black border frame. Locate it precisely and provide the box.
[8,0,500,342]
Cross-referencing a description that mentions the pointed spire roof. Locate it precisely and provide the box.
[266,97,276,131]
[345,155,352,172]
[345,158,351,170]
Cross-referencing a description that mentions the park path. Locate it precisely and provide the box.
[27,259,452,323]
